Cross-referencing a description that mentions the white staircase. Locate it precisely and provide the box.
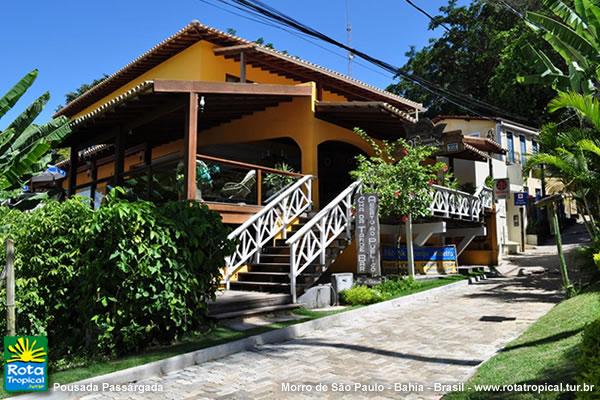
[223,181,494,302]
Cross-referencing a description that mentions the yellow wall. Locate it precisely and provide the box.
[75,40,350,119]
[67,35,387,274]
[198,92,373,207]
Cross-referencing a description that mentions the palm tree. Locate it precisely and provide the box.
[0,70,71,192]
[526,126,600,238]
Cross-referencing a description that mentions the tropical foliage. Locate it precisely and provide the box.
[525,124,600,239]
[522,0,600,245]
[350,128,447,220]
[0,192,234,360]
[521,0,600,94]
[389,0,556,124]
[0,70,71,192]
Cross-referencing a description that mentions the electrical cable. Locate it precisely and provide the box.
[215,0,530,120]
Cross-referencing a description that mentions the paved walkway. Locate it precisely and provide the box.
[78,226,587,400]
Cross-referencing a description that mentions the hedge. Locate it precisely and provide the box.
[0,190,234,361]
[577,317,600,399]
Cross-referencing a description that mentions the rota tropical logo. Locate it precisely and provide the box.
[4,336,48,392]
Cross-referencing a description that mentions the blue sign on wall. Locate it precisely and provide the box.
[514,192,528,206]
[382,246,457,262]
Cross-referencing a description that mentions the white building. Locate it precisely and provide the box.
[433,116,542,258]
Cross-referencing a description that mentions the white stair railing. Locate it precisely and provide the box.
[286,180,362,303]
[475,186,494,209]
[224,175,313,288]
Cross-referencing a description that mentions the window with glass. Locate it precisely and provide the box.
[506,132,515,163]
[520,135,527,165]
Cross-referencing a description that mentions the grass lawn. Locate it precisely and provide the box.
[0,275,464,398]
[444,286,600,400]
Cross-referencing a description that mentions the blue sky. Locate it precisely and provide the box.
[1,0,468,127]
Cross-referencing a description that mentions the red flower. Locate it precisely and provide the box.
[428,179,436,186]
[401,215,409,223]
[393,191,400,198]
[400,148,409,157]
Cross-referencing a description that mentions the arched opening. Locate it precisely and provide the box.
[318,141,366,206]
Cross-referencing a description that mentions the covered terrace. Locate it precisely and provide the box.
[61,80,312,223]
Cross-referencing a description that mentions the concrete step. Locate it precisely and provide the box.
[257,253,291,262]
[229,281,291,293]
[208,291,292,315]
[262,246,291,255]
[209,303,301,320]
[248,263,325,274]
[238,271,321,283]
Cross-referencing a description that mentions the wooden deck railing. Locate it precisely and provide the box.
[196,154,304,206]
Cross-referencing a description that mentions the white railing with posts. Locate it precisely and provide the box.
[286,180,362,303]
[430,184,494,221]
[475,186,494,209]
[223,175,313,288]
[430,185,474,220]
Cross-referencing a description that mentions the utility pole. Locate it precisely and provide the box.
[535,195,574,297]
[5,239,15,336]
[406,214,415,277]
[345,0,353,76]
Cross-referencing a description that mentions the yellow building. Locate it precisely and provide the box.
[57,20,422,224]
[55,22,496,302]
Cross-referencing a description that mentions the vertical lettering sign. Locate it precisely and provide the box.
[355,194,381,276]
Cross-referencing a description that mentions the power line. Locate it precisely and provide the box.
[402,0,450,32]
[213,0,528,121]
[198,0,395,81]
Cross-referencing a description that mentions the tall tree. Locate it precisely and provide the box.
[388,0,557,125]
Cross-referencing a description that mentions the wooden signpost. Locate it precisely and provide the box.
[4,239,15,335]
[355,193,381,279]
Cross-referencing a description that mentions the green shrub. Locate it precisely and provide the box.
[339,286,382,305]
[576,318,600,399]
[0,199,92,358]
[0,191,234,360]
[375,277,419,300]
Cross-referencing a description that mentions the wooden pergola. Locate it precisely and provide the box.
[62,80,313,201]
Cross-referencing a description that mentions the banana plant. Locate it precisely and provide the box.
[0,70,71,191]
[518,0,600,94]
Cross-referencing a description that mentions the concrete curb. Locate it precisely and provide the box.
[19,279,468,399]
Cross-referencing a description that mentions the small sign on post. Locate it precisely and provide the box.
[355,193,381,277]
[514,192,528,206]
[514,192,528,252]
[494,178,510,199]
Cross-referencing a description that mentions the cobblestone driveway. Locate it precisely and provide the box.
[78,236,578,400]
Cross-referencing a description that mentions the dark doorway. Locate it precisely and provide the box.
[318,141,366,206]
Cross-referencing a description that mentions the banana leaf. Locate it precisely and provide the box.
[0,70,38,120]
[527,11,598,60]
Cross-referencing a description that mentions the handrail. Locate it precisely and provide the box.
[287,180,362,302]
[197,154,302,205]
[197,154,303,177]
[228,175,312,238]
[224,175,313,288]
[431,184,471,196]
[286,180,362,245]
